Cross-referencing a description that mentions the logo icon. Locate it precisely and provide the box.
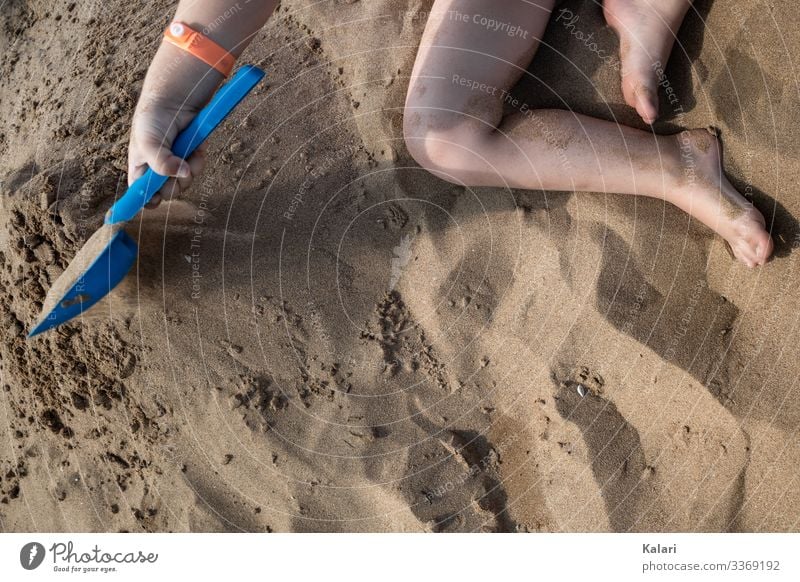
[20,542,46,570]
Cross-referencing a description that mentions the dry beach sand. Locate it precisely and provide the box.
[1,0,800,532]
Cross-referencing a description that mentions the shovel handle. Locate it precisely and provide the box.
[105,64,265,225]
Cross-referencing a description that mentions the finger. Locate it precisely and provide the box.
[128,142,144,185]
[159,178,182,201]
[177,173,193,192]
[145,193,162,209]
[128,158,149,186]
[138,135,191,179]
[132,160,182,208]
[189,149,206,174]
[178,151,206,191]
[143,152,203,209]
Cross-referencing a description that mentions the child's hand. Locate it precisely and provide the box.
[127,95,207,208]
[126,0,279,208]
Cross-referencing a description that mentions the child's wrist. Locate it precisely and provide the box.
[141,42,223,111]
[163,21,236,77]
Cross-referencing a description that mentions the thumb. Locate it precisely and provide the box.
[137,135,191,179]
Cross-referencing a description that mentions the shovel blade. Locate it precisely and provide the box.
[28,230,138,337]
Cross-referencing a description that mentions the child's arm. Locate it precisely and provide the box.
[128,0,279,206]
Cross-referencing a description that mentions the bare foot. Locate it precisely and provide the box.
[603,0,693,124]
[668,129,773,267]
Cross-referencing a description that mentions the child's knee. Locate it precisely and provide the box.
[402,111,452,176]
[402,110,488,184]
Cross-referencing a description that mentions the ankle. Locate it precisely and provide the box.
[659,133,691,192]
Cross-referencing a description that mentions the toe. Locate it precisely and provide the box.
[754,231,774,265]
[732,243,757,268]
[730,223,773,267]
[634,86,658,125]
[619,48,660,124]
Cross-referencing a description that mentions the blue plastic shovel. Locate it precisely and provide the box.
[28,65,265,337]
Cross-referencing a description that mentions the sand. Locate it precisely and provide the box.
[1,0,799,532]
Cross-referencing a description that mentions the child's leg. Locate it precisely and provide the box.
[404,0,772,267]
[603,0,692,124]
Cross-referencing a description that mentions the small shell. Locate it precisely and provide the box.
[576,384,587,398]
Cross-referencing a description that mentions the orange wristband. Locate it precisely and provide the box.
[163,22,236,77]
